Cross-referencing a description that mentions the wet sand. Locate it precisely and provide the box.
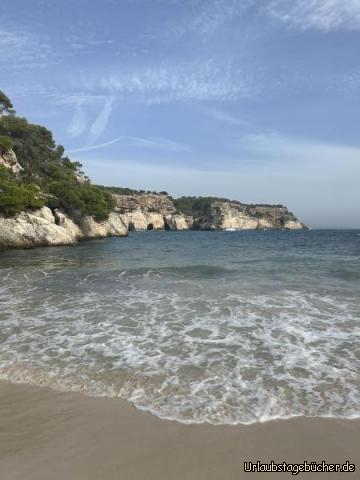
[0,381,358,480]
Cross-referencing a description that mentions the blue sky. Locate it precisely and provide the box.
[1,0,360,228]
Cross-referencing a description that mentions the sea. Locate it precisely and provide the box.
[0,229,359,425]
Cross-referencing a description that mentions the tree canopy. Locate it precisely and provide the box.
[0,135,14,154]
[0,166,44,215]
[0,91,15,115]
[173,196,228,217]
[0,92,115,220]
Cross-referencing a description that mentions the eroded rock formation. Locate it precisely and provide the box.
[0,207,127,249]
[114,194,306,232]
[0,149,128,249]
[0,148,23,174]
[0,151,307,250]
[0,192,307,249]
[113,193,190,231]
[195,201,306,231]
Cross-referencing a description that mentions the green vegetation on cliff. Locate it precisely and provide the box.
[99,185,169,196]
[0,166,44,215]
[0,135,14,154]
[173,196,228,217]
[0,91,299,227]
[0,90,14,115]
[0,93,114,220]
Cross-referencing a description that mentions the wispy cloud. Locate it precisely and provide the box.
[265,0,360,32]
[68,35,114,52]
[170,0,253,38]
[68,102,87,137]
[202,107,253,127]
[88,97,114,144]
[80,60,260,103]
[171,0,360,36]
[62,95,114,141]
[67,136,192,154]
[237,132,360,165]
[67,137,126,153]
[0,23,53,69]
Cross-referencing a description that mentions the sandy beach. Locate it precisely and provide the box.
[0,381,358,480]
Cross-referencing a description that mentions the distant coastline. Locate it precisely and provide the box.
[0,188,307,250]
[0,94,306,250]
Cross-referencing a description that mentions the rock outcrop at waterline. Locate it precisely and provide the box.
[0,94,306,250]
[114,194,306,232]
[0,146,128,249]
[0,195,306,249]
[0,151,305,249]
[195,201,306,231]
[0,207,127,249]
[0,193,306,249]
[113,193,193,231]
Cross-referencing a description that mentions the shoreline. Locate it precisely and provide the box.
[0,380,358,479]
[0,224,309,252]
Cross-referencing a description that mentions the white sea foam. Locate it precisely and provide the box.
[0,258,359,425]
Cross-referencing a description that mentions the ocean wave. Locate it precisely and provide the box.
[114,265,236,280]
[330,270,360,282]
[0,280,359,425]
[1,230,360,425]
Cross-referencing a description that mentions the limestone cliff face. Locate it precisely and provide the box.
[0,193,306,250]
[0,147,128,249]
[196,201,306,231]
[113,194,306,232]
[0,207,128,249]
[164,213,194,231]
[113,193,192,231]
[0,148,23,174]
[0,167,306,250]
[79,212,128,238]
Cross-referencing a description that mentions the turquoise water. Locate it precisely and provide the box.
[0,230,359,424]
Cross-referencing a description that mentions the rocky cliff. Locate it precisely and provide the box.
[0,207,127,249]
[195,201,306,231]
[0,192,306,250]
[0,189,306,250]
[0,148,23,174]
[113,194,306,232]
[0,149,306,250]
[0,148,127,249]
[0,92,307,250]
[113,194,193,231]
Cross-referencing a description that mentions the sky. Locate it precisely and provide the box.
[1,0,360,228]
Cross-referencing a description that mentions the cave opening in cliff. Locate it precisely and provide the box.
[147,223,154,230]
[128,222,135,231]
[164,221,171,231]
